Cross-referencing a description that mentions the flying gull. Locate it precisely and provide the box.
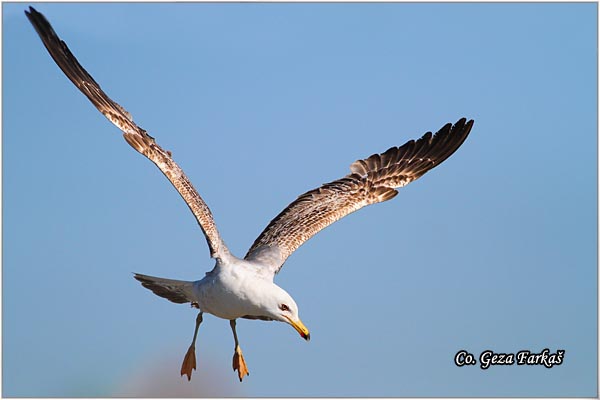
[25,6,474,382]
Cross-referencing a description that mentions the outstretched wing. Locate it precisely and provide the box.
[245,118,473,276]
[25,7,229,260]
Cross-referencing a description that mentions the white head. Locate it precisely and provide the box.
[259,283,310,341]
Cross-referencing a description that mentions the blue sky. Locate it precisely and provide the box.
[3,2,597,397]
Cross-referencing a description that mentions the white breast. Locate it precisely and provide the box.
[194,258,272,320]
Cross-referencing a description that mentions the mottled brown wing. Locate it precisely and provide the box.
[25,7,229,260]
[245,118,473,276]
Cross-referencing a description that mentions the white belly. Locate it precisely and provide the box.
[194,265,268,320]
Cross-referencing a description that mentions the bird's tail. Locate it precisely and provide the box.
[133,273,196,305]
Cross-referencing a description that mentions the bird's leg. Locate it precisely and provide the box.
[181,312,203,381]
[230,319,250,382]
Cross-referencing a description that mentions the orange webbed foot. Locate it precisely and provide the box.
[180,344,197,381]
[232,345,249,382]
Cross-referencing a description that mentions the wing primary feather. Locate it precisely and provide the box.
[245,118,473,277]
[25,7,230,261]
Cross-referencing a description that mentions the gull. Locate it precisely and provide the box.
[25,6,474,382]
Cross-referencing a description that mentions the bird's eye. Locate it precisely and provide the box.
[279,304,290,312]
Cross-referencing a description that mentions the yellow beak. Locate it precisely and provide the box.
[284,315,310,341]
